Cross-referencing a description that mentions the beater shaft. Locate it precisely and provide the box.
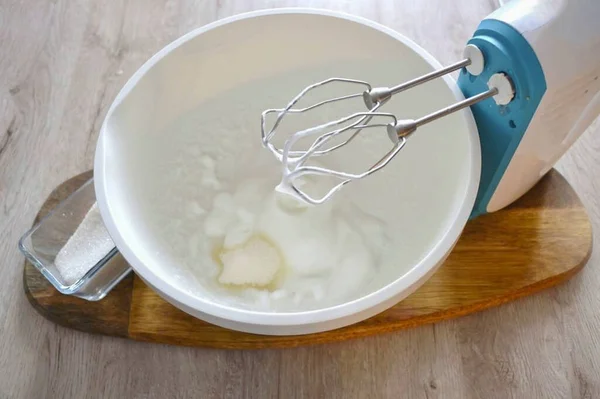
[387,87,499,141]
[364,58,470,108]
[419,87,497,125]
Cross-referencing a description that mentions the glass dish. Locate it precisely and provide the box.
[18,178,131,301]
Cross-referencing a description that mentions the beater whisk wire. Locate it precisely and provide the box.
[273,110,405,205]
[261,78,377,161]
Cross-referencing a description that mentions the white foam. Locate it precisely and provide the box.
[203,174,386,308]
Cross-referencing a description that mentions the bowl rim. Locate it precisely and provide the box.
[94,7,481,327]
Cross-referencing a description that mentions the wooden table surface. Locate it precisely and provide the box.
[1,1,599,398]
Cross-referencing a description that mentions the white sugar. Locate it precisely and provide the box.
[54,203,114,285]
[218,235,282,287]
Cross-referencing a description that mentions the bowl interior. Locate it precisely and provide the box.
[96,11,478,317]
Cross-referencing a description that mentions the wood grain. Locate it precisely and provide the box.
[23,169,592,349]
[3,0,600,398]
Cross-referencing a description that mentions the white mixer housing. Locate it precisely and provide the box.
[485,0,600,212]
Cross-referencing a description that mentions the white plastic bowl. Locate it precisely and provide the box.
[94,8,480,335]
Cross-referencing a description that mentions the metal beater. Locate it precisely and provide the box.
[261,44,513,205]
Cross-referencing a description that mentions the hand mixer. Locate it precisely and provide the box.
[261,0,600,216]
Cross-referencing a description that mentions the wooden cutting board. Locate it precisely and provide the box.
[23,170,592,348]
